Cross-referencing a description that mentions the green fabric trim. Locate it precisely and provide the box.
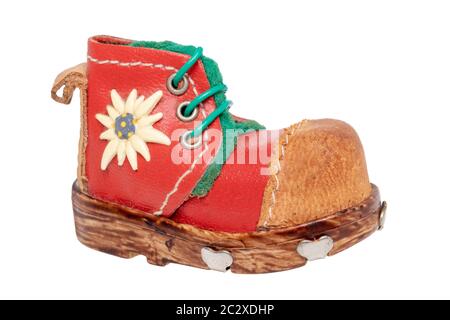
[129,41,265,196]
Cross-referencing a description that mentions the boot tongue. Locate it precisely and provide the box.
[129,41,226,106]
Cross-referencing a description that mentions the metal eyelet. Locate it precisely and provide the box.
[167,73,189,95]
[176,101,199,122]
[180,131,202,149]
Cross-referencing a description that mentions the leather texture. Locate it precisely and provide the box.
[86,36,222,217]
[173,130,277,232]
[258,119,372,228]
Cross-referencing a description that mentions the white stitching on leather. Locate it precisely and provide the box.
[263,123,301,227]
[264,159,282,227]
[88,56,177,71]
[153,108,209,216]
[88,55,209,216]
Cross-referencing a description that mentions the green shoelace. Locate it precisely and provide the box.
[171,47,232,138]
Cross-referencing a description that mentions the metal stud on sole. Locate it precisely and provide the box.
[201,247,233,272]
[297,236,334,261]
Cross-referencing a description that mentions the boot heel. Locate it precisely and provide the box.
[72,182,204,268]
[73,194,140,260]
[73,183,167,265]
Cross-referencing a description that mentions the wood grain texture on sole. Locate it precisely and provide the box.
[72,182,384,274]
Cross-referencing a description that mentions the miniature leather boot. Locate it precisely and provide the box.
[51,35,386,273]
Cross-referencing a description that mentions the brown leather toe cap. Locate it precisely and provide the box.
[258,119,372,228]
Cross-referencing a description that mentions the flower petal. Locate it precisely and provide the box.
[130,135,150,161]
[134,90,163,118]
[134,95,145,112]
[107,105,120,120]
[125,89,137,114]
[136,113,163,127]
[111,89,125,113]
[100,128,116,140]
[101,139,119,170]
[126,141,138,171]
[117,140,126,166]
[137,127,171,146]
[95,114,114,128]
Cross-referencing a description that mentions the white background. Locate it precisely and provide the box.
[0,0,449,299]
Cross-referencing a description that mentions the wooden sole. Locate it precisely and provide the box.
[72,181,384,274]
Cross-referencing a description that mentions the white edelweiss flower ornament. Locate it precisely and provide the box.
[95,89,170,171]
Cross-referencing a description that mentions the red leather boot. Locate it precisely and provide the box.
[51,35,386,273]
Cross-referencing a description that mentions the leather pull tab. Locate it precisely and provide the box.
[51,63,87,104]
